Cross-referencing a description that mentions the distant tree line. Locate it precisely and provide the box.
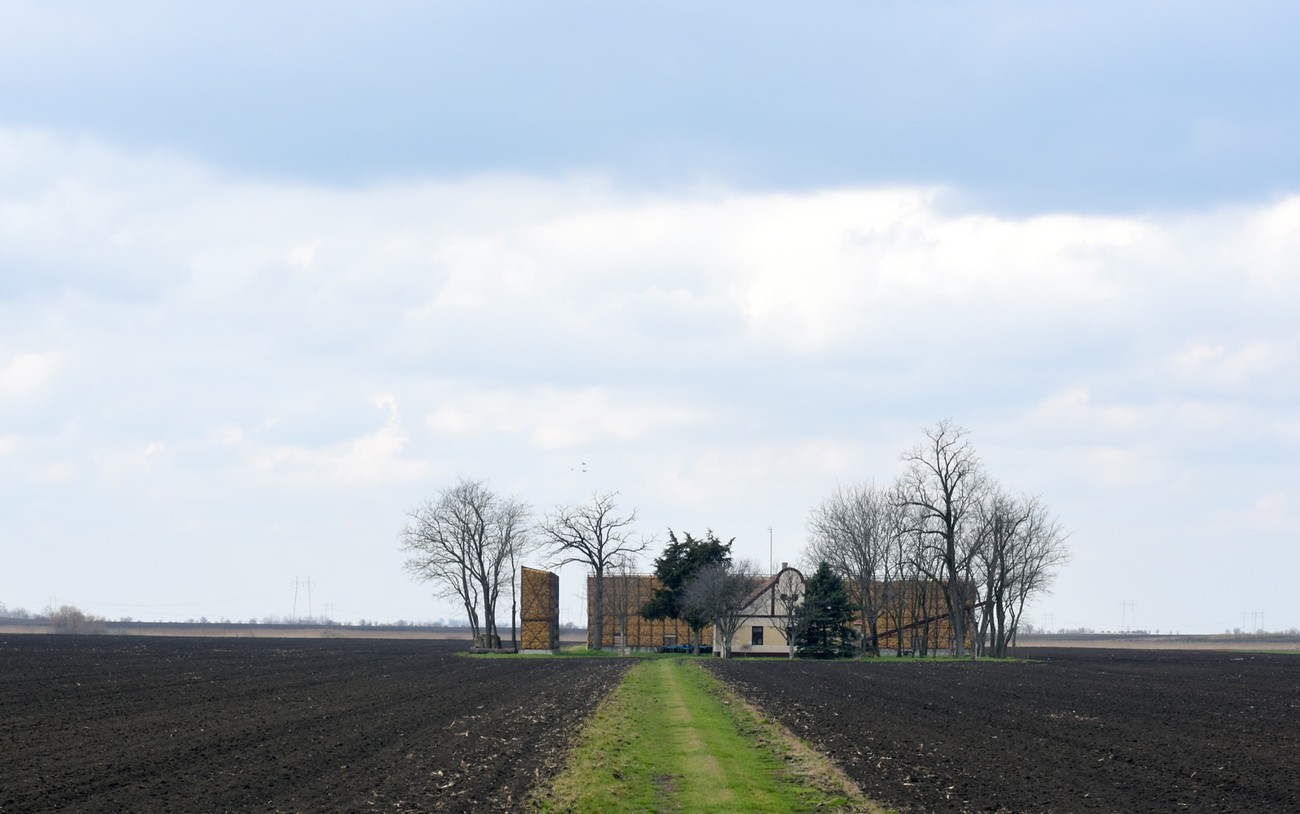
[0,602,495,630]
[0,604,109,634]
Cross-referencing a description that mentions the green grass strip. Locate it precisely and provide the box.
[532,658,891,813]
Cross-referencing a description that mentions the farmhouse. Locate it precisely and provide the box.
[714,564,805,657]
[705,570,978,657]
[581,565,973,656]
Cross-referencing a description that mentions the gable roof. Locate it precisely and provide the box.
[738,565,804,616]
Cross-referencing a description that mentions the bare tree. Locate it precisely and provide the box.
[967,489,1071,657]
[970,486,1032,657]
[537,491,649,650]
[402,500,481,640]
[1001,497,1069,655]
[898,420,986,657]
[605,554,648,655]
[806,482,903,656]
[770,568,805,659]
[879,487,929,656]
[401,478,533,647]
[498,495,536,652]
[49,605,105,634]
[680,559,762,658]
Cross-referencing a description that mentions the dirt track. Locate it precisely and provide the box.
[706,648,1300,813]
[0,636,626,813]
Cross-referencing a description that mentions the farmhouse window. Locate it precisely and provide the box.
[751,626,764,646]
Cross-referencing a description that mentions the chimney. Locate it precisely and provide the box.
[781,562,788,571]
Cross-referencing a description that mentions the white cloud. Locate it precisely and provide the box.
[1242,196,1300,294]
[1026,386,1153,436]
[1169,340,1290,389]
[33,461,77,484]
[286,240,321,270]
[1246,492,1294,532]
[250,426,423,487]
[0,351,59,397]
[237,399,426,488]
[4,127,1300,631]
[651,437,865,508]
[412,185,1148,354]
[1067,445,1170,491]
[6,126,1298,381]
[1277,419,1300,445]
[1213,491,1297,535]
[1021,384,1252,444]
[425,404,482,436]
[425,386,707,450]
[93,440,167,481]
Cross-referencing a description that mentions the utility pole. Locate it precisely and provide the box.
[759,525,769,577]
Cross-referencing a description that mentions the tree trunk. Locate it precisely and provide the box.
[510,568,518,652]
[591,566,604,650]
[465,602,481,642]
[995,600,1008,657]
[946,545,965,658]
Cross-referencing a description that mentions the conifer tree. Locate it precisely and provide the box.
[794,561,857,658]
[642,529,732,651]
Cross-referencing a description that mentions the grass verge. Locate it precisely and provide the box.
[531,658,892,813]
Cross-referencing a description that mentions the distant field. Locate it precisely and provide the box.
[10,622,1290,653]
[0,623,459,640]
[0,621,589,644]
[1019,633,1300,652]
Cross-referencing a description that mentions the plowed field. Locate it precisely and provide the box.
[706,648,1300,813]
[0,636,628,813]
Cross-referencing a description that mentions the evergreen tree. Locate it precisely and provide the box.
[794,561,858,658]
[642,529,732,650]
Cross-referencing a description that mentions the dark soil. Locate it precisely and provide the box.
[0,636,627,813]
[706,648,1300,813]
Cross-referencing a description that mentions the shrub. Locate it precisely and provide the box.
[49,605,106,634]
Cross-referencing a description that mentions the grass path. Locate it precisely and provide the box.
[533,658,889,813]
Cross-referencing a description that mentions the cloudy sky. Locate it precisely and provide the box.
[2,2,1298,634]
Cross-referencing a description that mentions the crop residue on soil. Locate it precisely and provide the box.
[705,648,1300,813]
[0,636,628,813]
